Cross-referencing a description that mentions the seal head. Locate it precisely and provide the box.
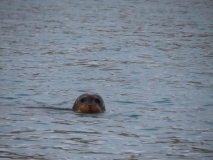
[72,93,105,113]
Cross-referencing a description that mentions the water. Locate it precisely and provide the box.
[0,0,213,159]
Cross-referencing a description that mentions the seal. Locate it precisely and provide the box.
[72,93,105,113]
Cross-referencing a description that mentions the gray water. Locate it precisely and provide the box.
[0,0,213,159]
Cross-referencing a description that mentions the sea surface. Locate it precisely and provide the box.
[0,0,213,159]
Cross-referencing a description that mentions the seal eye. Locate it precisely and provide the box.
[95,98,100,104]
[80,98,86,103]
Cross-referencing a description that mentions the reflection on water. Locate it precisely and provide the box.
[0,0,213,159]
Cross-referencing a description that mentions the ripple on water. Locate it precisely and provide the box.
[0,0,213,159]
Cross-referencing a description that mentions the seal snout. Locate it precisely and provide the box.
[88,104,94,108]
[72,93,105,113]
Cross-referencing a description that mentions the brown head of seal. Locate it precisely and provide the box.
[72,93,105,113]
